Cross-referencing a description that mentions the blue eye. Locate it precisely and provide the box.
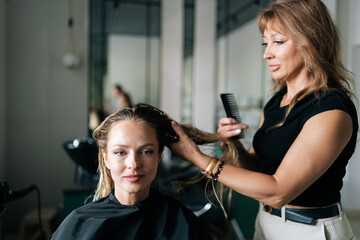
[141,150,154,155]
[114,151,126,156]
[274,41,285,45]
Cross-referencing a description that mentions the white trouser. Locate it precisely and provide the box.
[253,203,356,240]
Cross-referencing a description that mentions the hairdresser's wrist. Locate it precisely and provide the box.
[192,153,214,171]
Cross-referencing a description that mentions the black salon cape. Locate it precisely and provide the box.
[50,190,212,240]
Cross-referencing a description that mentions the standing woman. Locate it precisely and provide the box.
[170,0,358,239]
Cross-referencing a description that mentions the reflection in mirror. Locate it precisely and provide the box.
[89,0,161,134]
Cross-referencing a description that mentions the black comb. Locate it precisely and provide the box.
[220,93,245,138]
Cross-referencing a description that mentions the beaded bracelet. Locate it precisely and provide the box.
[213,160,225,182]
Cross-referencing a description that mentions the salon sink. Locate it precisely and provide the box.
[63,137,98,174]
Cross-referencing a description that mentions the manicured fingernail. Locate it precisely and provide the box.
[232,119,237,123]
[171,121,177,127]
[235,129,241,134]
[243,124,249,129]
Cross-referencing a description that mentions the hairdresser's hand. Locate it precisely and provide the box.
[169,121,204,165]
[217,117,248,147]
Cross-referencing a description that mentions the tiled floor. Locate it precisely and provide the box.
[346,210,360,239]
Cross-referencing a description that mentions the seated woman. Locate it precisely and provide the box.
[50,103,216,240]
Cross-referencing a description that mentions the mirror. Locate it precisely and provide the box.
[89,0,273,148]
[89,0,162,133]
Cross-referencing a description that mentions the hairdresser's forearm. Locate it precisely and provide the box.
[216,163,287,208]
[191,152,285,208]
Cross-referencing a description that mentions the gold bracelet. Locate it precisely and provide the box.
[201,157,218,179]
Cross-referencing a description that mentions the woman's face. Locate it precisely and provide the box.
[103,119,160,204]
[262,27,307,83]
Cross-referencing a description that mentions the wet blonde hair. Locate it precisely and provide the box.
[92,103,238,203]
[258,0,355,127]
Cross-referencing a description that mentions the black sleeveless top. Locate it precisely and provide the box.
[253,87,358,207]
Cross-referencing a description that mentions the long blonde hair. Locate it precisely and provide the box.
[92,103,238,203]
[258,0,355,127]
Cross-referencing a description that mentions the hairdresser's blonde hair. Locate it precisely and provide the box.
[258,0,355,127]
[92,103,238,202]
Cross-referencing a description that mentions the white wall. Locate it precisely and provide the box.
[107,34,160,109]
[192,0,216,132]
[3,0,88,232]
[227,20,264,103]
[217,19,264,105]
[337,0,360,210]
[323,0,337,19]
[353,1,360,44]
[216,19,264,150]
[0,0,6,180]
[160,0,183,121]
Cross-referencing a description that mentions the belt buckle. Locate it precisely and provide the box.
[263,204,272,214]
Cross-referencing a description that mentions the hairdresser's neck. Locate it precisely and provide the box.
[283,72,310,104]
